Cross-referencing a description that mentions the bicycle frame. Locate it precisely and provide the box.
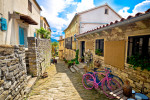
[87,69,112,89]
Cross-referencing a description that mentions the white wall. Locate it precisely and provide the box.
[0,0,40,45]
[79,5,121,34]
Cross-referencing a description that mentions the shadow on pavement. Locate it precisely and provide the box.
[55,60,112,100]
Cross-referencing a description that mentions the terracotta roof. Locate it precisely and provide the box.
[58,39,64,41]
[76,8,150,38]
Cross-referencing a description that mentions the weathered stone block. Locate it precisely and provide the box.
[121,72,128,78]
[129,75,139,82]
[135,81,143,90]
[4,81,11,89]
[6,72,13,80]
[144,83,150,89]
[5,95,12,100]
[14,69,19,75]
[9,65,18,71]
[0,90,9,100]
[136,75,145,81]
[0,56,5,60]
[0,87,4,95]
[1,66,8,72]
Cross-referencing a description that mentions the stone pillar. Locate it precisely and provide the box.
[27,37,38,77]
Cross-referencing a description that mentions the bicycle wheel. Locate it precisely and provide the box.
[112,75,124,85]
[101,78,121,98]
[82,74,95,90]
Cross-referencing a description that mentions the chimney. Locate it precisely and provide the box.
[59,36,63,40]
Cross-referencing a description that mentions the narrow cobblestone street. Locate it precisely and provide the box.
[28,60,111,100]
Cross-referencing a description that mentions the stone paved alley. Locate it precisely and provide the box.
[27,60,111,100]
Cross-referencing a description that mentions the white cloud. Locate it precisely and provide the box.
[76,0,95,12]
[118,7,131,18]
[118,0,150,18]
[40,0,97,40]
[51,35,60,40]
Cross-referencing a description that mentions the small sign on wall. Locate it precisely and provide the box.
[0,17,7,31]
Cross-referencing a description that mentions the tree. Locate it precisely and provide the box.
[52,42,58,56]
[36,27,51,39]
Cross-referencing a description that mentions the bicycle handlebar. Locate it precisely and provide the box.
[104,67,112,72]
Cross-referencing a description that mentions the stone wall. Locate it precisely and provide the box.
[0,45,27,100]
[26,37,51,77]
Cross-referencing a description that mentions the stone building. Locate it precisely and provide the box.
[0,0,41,47]
[40,16,52,64]
[58,36,65,60]
[76,8,150,97]
[64,3,122,60]
[40,16,51,32]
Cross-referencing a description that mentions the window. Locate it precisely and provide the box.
[105,9,108,14]
[95,39,104,56]
[65,37,72,49]
[60,42,61,46]
[28,0,32,12]
[128,35,150,60]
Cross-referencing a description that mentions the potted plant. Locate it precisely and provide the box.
[65,59,68,63]
[79,57,82,62]
[94,59,101,67]
[67,60,74,68]
[95,49,103,56]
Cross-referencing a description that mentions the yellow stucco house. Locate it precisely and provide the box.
[58,36,65,60]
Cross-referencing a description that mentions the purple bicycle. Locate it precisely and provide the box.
[82,68,121,98]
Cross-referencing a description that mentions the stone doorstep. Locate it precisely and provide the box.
[72,65,79,72]
[69,67,76,73]
[24,77,37,96]
[76,63,86,69]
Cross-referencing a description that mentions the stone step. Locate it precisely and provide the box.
[24,77,37,95]
[72,65,79,72]
[76,63,86,69]
[70,67,76,73]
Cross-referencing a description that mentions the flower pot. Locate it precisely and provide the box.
[79,58,82,62]
[94,60,101,67]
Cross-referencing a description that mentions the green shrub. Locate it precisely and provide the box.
[67,60,74,66]
[128,54,150,71]
[95,49,103,56]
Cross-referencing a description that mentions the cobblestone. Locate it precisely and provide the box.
[28,60,111,100]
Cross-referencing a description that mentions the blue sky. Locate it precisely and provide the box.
[36,0,150,40]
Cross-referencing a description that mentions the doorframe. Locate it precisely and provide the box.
[80,41,85,58]
[18,25,28,48]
